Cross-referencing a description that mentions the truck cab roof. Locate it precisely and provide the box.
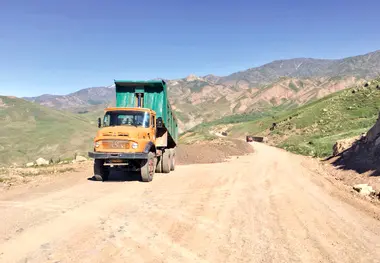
[104,107,155,113]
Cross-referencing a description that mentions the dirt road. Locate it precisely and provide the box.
[1,142,380,263]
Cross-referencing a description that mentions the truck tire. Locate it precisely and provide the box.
[155,156,163,173]
[94,159,109,181]
[162,149,171,173]
[170,148,176,171]
[141,152,156,182]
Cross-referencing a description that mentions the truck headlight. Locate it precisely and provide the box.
[131,142,138,149]
[95,141,100,148]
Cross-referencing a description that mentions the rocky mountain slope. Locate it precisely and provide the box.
[184,79,380,158]
[24,50,380,133]
[168,75,363,131]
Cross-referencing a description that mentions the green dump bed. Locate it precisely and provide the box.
[114,80,178,145]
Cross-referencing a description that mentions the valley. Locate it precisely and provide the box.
[2,49,380,263]
[2,49,380,167]
[3,2,380,262]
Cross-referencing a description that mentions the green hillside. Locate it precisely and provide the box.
[0,96,97,165]
[76,106,105,124]
[183,79,380,157]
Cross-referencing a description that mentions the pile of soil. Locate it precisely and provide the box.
[176,138,253,165]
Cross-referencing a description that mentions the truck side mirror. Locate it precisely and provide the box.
[156,117,163,128]
[98,117,101,128]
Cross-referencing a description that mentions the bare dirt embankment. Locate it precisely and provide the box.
[176,138,253,165]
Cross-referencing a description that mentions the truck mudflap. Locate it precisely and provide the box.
[88,152,149,159]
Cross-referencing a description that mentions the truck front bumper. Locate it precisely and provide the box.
[88,152,148,160]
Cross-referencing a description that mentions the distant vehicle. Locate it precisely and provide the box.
[246,136,266,143]
[88,80,178,182]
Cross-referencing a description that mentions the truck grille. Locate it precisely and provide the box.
[102,140,130,149]
[102,132,129,137]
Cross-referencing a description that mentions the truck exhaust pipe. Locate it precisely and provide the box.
[137,93,142,107]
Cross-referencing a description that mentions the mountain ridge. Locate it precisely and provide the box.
[219,50,380,85]
[23,49,380,132]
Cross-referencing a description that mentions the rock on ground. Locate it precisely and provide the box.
[333,136,360,156]
[26,162,34,167]
[366,111,380,143]
[75,155,87,162]
[35,158,49,166]
[353,184,376,196]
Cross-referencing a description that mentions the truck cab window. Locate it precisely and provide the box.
[103,115,110,127]
[103,111,150,128]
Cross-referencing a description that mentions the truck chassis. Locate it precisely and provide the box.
[88,148,176,182]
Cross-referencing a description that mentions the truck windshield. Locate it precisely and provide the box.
[103,111,150,128]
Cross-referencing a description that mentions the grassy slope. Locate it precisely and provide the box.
[0,96,97,165]
[78,107,105,124]
[183,79,380,158]
[179,101,298,144]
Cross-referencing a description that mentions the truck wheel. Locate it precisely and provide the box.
[162,149,171,173]
[170,148,176,171]
[141,152,156,182]
[155,156,162,173]
[94,159,109,181]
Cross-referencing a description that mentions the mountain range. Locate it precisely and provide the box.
[25,50,380,133]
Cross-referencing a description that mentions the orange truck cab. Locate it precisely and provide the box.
[88,80,178,182]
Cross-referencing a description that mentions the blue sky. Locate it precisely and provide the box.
[1,0,380,97]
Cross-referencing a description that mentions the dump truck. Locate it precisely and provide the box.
[88,80,178,182]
